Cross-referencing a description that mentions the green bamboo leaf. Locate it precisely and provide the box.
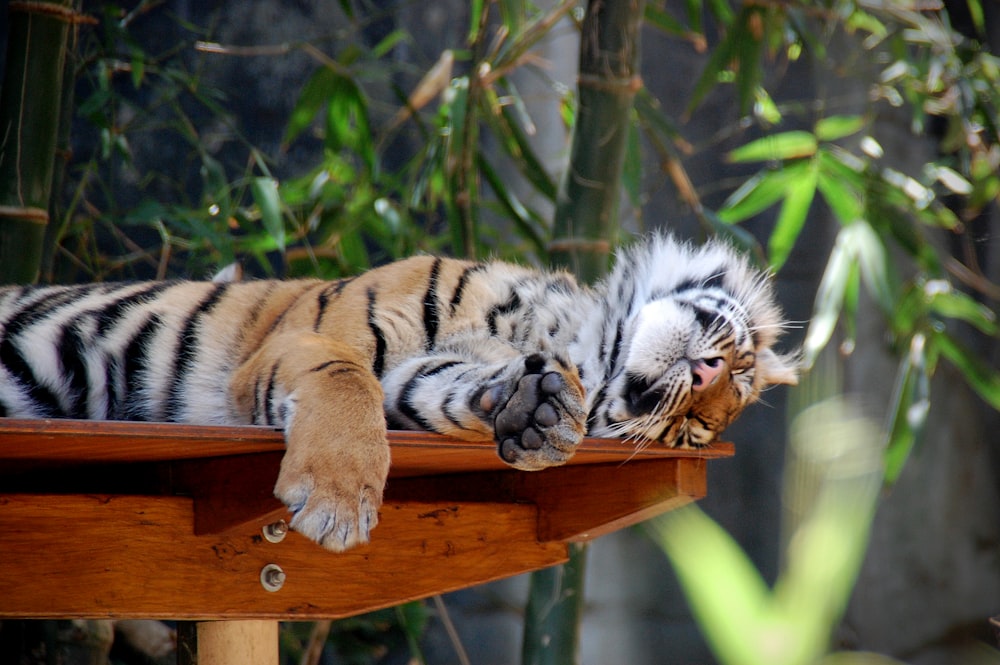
[371,30,409,59]
[645,5,687,36]
[684,0,704,34]
[884,334,930,484]
[718,162,810,224]
[966,0,986,35]
[734,11,764,115]
[814,115,866,141]
[727,131,818,163]
[283,67,338,148]
[924,282,999,334]
[468,0,485,42]
[803,230,853,366]
[847,221,893,313]
[935,331,1000,410]
[251,176,284,252]
[768,160,817,270]
[651,506,773,665]
[705,0,735,26]
[754,87,782,125]
[325,76,375,173]
[817,173,863,224]
[686,26,736,114]
[700,210,767,262]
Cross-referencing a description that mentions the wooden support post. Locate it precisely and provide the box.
[179,621,279,665]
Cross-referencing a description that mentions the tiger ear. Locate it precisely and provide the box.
[757,348,799,386]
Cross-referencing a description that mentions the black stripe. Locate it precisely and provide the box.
[423,258,442,351]
[367,288,387,378]
[398,361,463,432]
[264,362,280,426]
[441,389,465,430]
[122,314,164,420]
[314,278,352,331]
[604,321,624,382]
[0,336,63,416]
[252,374,264,424]
[487,292,522,337]
[95,282,174,337]
[57,322,91,418]
[104,357,120,420]
[2,285,84,338]
[448,264,486,312]
[164,284,229,421]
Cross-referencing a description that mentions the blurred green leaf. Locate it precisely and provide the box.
[934,331,1000,410]
[768,160,817,270]
[727,131,818,163]
[284,67,339,148]
[719,161,811,224]
[814,115,866,142]
[925,284,998,335]
[468,0,485,41]
[803,230,854,366]
[651,506,773,665]
[644,5,687,37]
[816,153,864,224]
[884,334,930,484]
[848,221,894,313]
[251,176,285,252]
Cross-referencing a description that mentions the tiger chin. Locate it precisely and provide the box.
[0,234,797,551]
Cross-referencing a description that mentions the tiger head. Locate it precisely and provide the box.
[580,236,798,447]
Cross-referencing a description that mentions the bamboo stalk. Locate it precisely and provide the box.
[0,0,79,284]
[548,0,646,283]
[523,2,646,664]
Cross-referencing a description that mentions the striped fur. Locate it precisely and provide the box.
[0,235,796,550]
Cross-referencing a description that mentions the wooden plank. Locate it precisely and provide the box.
[0,419,733,476]
[0,493,567,620]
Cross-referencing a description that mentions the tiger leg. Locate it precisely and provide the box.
[230,332,390,551]
[382,352,586,470]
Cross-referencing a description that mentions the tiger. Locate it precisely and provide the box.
[0,235,797,551]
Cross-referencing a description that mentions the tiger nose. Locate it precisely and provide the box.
[691,358,724,392]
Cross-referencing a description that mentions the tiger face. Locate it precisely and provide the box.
[578,236,797,447]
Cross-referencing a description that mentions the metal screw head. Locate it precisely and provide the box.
[260,564,286,592]
[262,520,288,543]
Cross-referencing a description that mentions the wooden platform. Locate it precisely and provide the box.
[0,419,732,621]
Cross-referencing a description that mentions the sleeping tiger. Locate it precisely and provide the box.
[0,235,796,551]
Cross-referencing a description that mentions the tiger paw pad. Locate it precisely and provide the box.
[487,353,586,470]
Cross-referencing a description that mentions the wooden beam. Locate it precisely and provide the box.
[0,493,566,620]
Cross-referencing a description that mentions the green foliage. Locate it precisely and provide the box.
[670,0,1000,482]
[651,396,899,665]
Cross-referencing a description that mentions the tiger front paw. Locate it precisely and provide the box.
[486,353,586,470]
[273,437,389,551]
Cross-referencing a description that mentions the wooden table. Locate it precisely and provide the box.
[0,419,732,662]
